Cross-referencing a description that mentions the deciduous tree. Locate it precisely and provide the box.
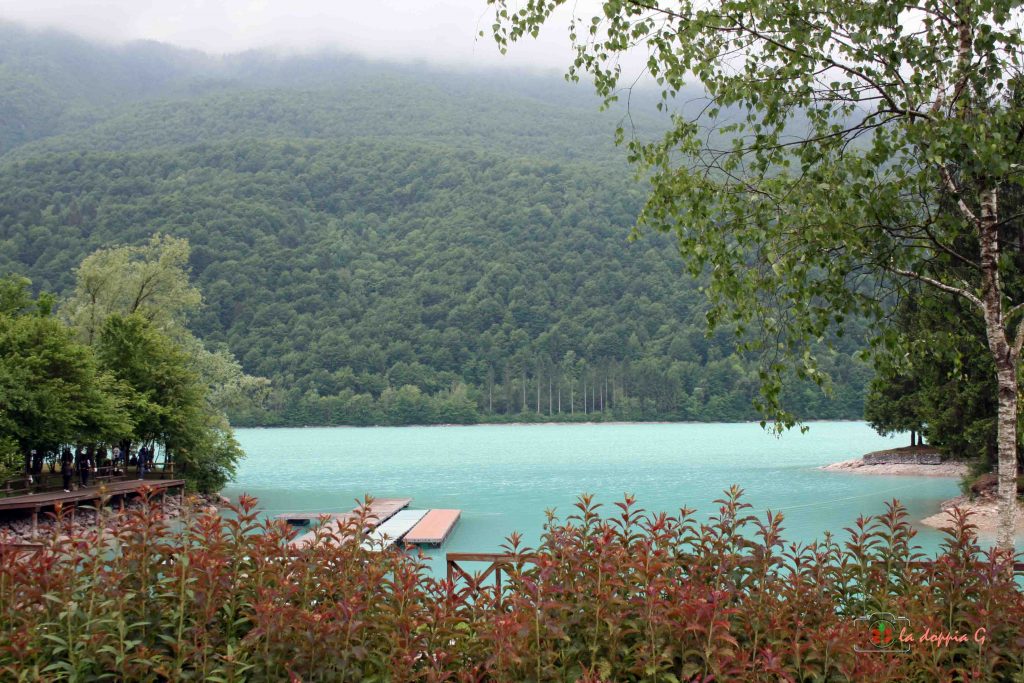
[96,314,242,492]
[490,0,1024,546]
[0,276,130,472]
[66,234,200,345]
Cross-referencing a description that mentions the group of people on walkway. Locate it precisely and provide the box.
[22,444,158,493]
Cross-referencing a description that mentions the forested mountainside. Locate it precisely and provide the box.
[0,24,871,425]
[0,22,642,162]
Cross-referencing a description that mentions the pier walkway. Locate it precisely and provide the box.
[286,497,412,549]
[362,509,427,550]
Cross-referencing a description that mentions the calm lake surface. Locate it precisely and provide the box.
[226,422,965,575]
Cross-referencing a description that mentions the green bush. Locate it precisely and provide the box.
[0,488,1021,681]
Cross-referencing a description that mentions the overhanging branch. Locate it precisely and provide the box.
[888,266,983,310]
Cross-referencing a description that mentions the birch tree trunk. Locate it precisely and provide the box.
[993,367,1018,549]
[977,186,1019,550]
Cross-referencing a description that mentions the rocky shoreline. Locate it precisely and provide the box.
[0,492,229,545]
[820,457,968,477]
[822,451,1024,536]
[919,495,1024,536]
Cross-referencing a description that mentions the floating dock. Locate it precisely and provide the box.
[362,509,427,551]
[404,509,461,547]
[274,512,346,527]
[286,497,411,549]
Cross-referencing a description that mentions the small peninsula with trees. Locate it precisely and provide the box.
[0,236,252,494]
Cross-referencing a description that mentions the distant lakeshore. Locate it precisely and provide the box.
[236,418,867,429]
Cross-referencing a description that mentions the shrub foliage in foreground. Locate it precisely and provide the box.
[1,489,1022,681]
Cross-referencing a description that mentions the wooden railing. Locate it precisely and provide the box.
[446,553,536,606]
[1,477,32,497]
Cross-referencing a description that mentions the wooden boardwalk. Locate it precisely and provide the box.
[286,497,412,549]
[0,479,186,539]
[0,478,185,514]
[404,509,461,546]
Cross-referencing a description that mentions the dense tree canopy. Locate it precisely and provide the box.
[95,313,242,492]
[0,277,130,478]
[867,292,1003,467]
[0,24,878,428]
[0,139,870,426]
[868,187,1024,473]
[67,234,201,344]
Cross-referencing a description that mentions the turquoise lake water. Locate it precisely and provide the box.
[225,422,969,575]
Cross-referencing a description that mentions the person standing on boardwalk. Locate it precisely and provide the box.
[25,450,35,489]
[95,446,106,476]
[61,451,73,492]
[80,447,93,487]
[138,445,147,480]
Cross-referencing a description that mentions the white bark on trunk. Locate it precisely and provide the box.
[977,186,1018,550]
[994,369,1018,549]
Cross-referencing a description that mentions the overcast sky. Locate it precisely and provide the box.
[0,0,603,72]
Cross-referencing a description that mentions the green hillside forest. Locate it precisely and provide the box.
[0,23,871,426]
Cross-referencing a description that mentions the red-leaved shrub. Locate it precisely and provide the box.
[0,486,1021,681]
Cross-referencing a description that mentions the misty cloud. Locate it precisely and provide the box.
[0,0,595,72]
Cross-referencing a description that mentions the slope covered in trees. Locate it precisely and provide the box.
[0,25,871,426]
[0,22,645,164]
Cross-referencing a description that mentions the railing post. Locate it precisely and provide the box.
[495,566,502,609]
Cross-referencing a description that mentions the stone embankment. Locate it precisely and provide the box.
[0,492,230,545]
